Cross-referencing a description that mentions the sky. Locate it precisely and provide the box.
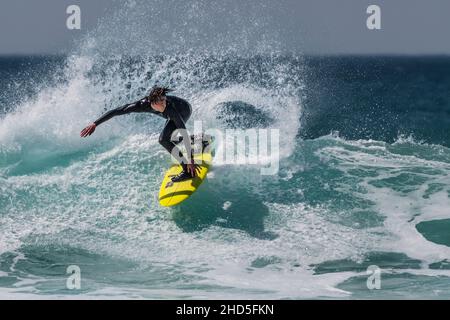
[0,0,449,55]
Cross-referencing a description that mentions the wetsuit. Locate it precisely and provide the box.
[94,95,192,165]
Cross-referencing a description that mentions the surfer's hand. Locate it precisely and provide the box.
[80,123,96,137]
[187,162,201,177]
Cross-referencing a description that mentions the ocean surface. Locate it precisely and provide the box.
[1,3,450,299]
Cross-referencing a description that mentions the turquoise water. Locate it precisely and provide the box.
[1,1,450,299]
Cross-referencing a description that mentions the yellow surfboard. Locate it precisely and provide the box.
[158,152,212,207]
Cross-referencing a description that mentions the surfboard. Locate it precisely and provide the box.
[158,151,212,207]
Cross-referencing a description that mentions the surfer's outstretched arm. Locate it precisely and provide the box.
[93,100,148,126]
[80,99,148,137]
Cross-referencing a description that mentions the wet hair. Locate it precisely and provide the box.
[148,86,173,104]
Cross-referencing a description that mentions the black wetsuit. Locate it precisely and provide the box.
[94,95,192,164]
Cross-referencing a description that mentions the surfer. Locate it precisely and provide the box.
[80,87,200,182]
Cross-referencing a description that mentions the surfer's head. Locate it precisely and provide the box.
[148,86,172,112]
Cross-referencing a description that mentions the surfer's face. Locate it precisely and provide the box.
[151,97,166,112]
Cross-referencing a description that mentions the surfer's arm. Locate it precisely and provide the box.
[93,99,148,126]
[81,98,149,138]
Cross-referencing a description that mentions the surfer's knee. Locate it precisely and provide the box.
[159,134,173,151]
[158,134,167,146]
